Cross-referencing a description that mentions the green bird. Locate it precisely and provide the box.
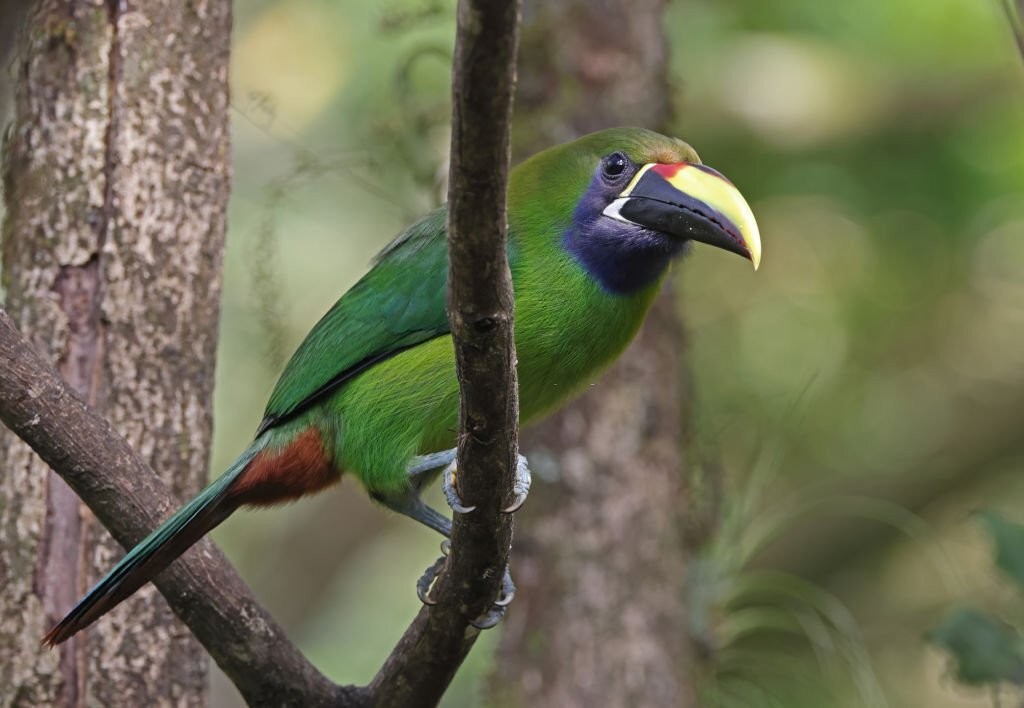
[44,127,761,644]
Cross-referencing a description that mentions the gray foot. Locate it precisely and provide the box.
[442,459,476,514]
[470,565,516,629]
[416,547,447,606]
[503,454,532,513]
[404,448,527,628]
[416,547,516,629]
[442,454,532,515]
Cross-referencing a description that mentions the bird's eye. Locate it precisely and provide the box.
[602,152,629,181]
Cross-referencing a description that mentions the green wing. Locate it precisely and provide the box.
[259,207,450,433]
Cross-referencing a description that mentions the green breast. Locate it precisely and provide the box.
[512,244,662,422]
[321,225,663,496]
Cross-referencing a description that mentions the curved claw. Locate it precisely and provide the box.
[421,559,516,627]
[502,493,528,514]
[493,589,516,607]
[440,539,451,556]
[443,461,477,514]
[502,455,532,514]
[417,582,437,606]
[493,565,516,606]
[417,556,446,606]
[470,605,507,630]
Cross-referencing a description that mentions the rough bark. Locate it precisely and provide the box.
[0,1,230,704]
[512,0,672,152]
[369,1,522,705]
[0,0,29,126]
[490,1,706,705]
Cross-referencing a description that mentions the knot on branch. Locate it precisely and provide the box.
[463,415,496,445]
[472,316,497,334]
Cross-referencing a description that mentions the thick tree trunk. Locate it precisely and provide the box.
[0,0,28,126]
[491,1,706,705]
[512,0,672,150]
[0,1,231,705]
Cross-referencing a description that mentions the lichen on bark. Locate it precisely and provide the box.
[0,1,232,704]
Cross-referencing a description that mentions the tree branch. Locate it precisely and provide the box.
[369,0,522,705]
[0,308,366,707]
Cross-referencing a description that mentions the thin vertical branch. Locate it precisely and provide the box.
[370,0,521,705]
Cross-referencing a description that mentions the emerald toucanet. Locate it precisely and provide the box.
[44,127,761,644]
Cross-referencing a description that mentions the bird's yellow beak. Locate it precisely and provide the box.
[603,162,761,270]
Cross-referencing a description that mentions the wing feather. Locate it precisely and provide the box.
[259,208,450,432]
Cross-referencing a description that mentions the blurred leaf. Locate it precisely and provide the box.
[717,606,809,645]
[1000,0,1024,62]
[978,510,1024,591]
[928,607,1024,686]
[721,570,887,706]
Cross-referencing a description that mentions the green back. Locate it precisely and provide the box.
[260,208,450,430]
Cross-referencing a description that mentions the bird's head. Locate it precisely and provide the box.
[510,128,761,294]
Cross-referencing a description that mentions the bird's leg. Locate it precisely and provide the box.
[442,453,533,515]
[406,448,458,487]
[377,447,459,537]
[373,488,452,538]
[410,450,530,626]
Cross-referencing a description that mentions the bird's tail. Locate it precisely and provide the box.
[42,441,267,647]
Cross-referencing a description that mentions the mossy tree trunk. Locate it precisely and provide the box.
[0,1,231,704]
[491,1,707,705]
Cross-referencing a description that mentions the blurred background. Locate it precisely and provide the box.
[8,0,1013,704]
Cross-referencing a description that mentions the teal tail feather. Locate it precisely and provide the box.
[42,442,266,647]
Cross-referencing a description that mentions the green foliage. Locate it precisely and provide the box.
[668,0,1024,702]
[928,512,1024,701]
[929,608,1024,687]
[978,511,1024,589]
[695,463,907,707]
